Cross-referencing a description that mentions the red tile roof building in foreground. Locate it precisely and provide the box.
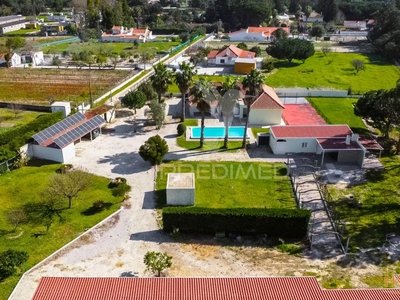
[270,125,352,139]
[32,277,400,300]
[101,26,152,43]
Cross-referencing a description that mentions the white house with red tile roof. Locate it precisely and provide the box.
[207,44,256,66]
[32,276,400,300]
[343,20,367,30]
[229,26,290,42]
[236,84,285,125]
[269,125,367,166]
[101,26,152,43]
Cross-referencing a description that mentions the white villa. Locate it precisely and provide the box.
[101,26,152,43]
[229,27,290,42]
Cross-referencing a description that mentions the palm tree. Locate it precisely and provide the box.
[151,64,173,103]
[174,62,196,122]
[190,78,213,148]
[217,76,240,148]
[241,69,265,148]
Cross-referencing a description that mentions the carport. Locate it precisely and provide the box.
[317,138,365,167]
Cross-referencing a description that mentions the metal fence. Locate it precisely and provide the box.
[0,154,20,175]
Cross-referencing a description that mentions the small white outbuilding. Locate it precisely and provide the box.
[167,173,195,206]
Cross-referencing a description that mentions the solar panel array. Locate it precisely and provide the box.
[33,113,86,145]
[54,115,105,148]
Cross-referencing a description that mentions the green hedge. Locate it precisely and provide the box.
[0,112,63,161]
[163,207,310,239]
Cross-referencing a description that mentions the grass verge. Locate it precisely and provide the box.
[156,161,295,209]
[0,109,48,134]
[0,160,123,300]
[251,127,270,137]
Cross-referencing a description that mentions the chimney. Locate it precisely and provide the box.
[351,133,359,141]
[345,135,351,145]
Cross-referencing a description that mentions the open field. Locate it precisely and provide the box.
[265,52,400,94]
[42,40,181,55]
[157,161,295,209]
[0,160,123,299]
[307,98,367,133]
[328,156,400,250]
[0,109,48,133]
[0,68,132,105]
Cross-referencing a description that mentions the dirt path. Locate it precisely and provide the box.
[9,99,385,300]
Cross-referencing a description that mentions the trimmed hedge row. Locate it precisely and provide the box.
[163,207,310,239]
[0,112,63,161]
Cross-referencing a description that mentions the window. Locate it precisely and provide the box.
[302,142,308,148]
[220,59,225,63]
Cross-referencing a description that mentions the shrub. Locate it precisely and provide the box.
[129,58,134,63]
[177,123,186,136]
[163,207,310,239]
[134,54,139,58]
[92,200,106,212]
[261,58,275,72]
[108,177,127,188]
[0,249,29,280]
[139,135,169,166]
[111,182,132,197]
[56,164,73,174]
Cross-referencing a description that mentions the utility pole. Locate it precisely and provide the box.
[89,73,93,108]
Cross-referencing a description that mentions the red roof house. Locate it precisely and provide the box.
[229,27,290,42]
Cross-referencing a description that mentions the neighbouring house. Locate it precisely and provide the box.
[229,27,290,42]
[367,19,375,29]
[20,51,44,66]
[31,276,400,300]
[300,11,324,23]
[343,20,367,30]
[235,84,285,125]
[30,112,105,163]
[41,24,66,36]
[206,45,256,74]
[46,13,68,22]
[278,13,290,22]
[189,98,220,118]
[101,26,152,43]
[269,125,368,166]
[0,15,28,34]
[0,52,21,67]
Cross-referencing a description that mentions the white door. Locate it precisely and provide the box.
[275,141,286,154]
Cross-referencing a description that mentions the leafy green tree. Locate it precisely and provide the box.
[310,24,326,40]
[0,250,28,280]
[143,251,172,277]
[145,100,166,129]
[151,64,173,103]
[44,169,93,209]
[121,91,147,113]
[174,62,196,122]
[351,60,366,74]
[5,209,27,232]
[249,46,261,57]
[294,40,315,63]
[241,69,265,148]
[267,39,314,63]
[189,54,205,67]
[138,81,157,101]
[237,42,248,50]
[317,0,339,22]
[190,79,212,148]
[139,135,169,166]
[4,52,12,68]
[304,5,313,23]
[5,37,24,52]
[274,28,288,39]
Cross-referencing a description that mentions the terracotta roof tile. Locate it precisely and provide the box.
[271,125,352,138]
[251,85,285,110]
[85,105,113,119]
[212,45,256,59]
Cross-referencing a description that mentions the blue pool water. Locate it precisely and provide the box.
[190,126,247,139]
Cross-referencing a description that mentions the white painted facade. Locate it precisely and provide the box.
[166,173,195,206]
[249,109,282,125]
[31,143,75,163]
[270,135,319,155]
[51,102,71,117]
[230,31,266,42]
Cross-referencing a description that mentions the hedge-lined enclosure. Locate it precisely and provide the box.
[0,112,63,161]
[163,207,311,239]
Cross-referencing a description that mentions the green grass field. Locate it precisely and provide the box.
[307,98,367,133]
[0,160,123,299]
[265,52,400,94]
[157,161,295,209]
[43,40,181,55]
[0,109,48,133]
[328,156,400,250]
[5,26,41,35]
[251,127,270,137]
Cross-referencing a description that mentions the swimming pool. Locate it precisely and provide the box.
[190,126,247,139]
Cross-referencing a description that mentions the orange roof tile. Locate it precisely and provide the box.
[211,45,256,59]
[271,125,352,138]
[251,85,285,110]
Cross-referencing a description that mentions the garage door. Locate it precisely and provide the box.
[275,140,286,154]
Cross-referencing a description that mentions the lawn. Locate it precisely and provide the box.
[0,160,123,300]
[5,26,40,35]
[251,127,270,137]
[0,109,48,133]
[265,52,400,94]
[307,97,367,133]
[0,68,131,105]
[328,156,400,250]
[157,161,295,209]
[42,40,181,55]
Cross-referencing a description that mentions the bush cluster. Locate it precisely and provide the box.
[163,207,310,239]
[176,124,186,136]
[0,112,63,162]
[108,177,131,197]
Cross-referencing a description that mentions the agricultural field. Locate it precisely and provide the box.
[0,160,123,300]
[265,52,400,94]
[0,108,48,133]
[157,161,295,209]
[0,68,132,105]
[307,97,367,133]
[42,40,181,55]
